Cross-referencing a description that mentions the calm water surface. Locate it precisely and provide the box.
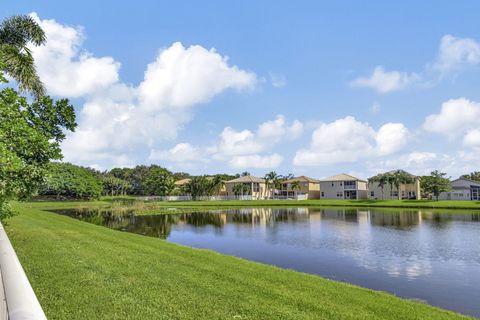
[53,207,480,317]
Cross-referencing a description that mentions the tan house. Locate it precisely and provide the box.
[281,176,320,199]
[368,170,421,200]
[224,175,270,199]
[319,173,368,199]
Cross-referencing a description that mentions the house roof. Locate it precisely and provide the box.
[452,178,480,187]
[225,175,265,183]
[284,175,320,183]
[320,173,366,182]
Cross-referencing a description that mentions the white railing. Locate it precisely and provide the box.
[0,222,47,320]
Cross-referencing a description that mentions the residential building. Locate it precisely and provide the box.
[368,170,421,200]
[224,175,270,199]
[319,173,368,199]
[438,178,480,200]
[280,176,320,199]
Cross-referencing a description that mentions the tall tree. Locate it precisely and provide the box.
[0,15,46,98]
[0,89,76,219]
[144,166,175,196]
[460,171,480,182]
[421,170,451,200]
[264,171,278,198]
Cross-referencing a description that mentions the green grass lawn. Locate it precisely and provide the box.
[144,198,480,210]
[4,201,473,319]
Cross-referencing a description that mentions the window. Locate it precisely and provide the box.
[253,183,260,192]
[391,191,398,197]
[337,192,343,197]
[304,183,308,187]
[344,181,356,188]
[331,183,334,187]
[321,192,324,197]
[370,191,374,197]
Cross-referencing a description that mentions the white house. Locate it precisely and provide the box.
[438,178,480,200]
[319,173,368,200]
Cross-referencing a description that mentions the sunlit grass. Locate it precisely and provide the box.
[4,201,473,319]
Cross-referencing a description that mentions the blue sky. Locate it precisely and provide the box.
[3,1,480,178]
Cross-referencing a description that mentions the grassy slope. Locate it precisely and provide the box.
[5,202,472,320]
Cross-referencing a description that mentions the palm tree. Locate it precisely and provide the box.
[291,180,300,198]
[0,15,46,98]
[264,171,278,199]
[391,170,414,200]
[370,174,388,200]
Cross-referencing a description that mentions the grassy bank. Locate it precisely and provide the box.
[146,199,480,210]
[4,202,472,319]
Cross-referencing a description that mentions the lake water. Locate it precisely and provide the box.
[53,206,480,317]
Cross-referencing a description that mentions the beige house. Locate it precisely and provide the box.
[319,173,368,199]
[224,175,270,199]
[280,176,320,199]
[368,170,421,200]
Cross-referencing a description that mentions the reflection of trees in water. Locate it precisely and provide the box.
[122,215,178,239]
[178,212,225,228]
[369,210,420,229]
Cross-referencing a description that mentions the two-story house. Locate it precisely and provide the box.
[280,176,320,199]
[319,173,368,200]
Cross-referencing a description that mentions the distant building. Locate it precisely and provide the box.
[281,176,320,199]
[368,170,421,200]
[319,173,368,200]
[438,178,480,200]
[224,175,270,199]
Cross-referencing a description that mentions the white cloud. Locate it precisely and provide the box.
[376,123,410,156]
[423,98,480,139]
[463,129,480,148]
[373,152,455,176]
[211,115,302,159]
[434,35,480,73]
[29,13,120,97]
[30,14,257,167]
[350,66,419,93]
[149,143,201,163]
[138,42,256,109]
[269,72,287,88]
[293,116,410,166]
[228,154,283,169]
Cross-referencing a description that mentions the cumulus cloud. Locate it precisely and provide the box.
[423,98,480,139]
[149,143,201,163]
[29,12,120,97]
[463,129,480,148]
[350,66,419,93]
[210,115,302,162]
[434,35,480,73]
[30,14,257,167]
[373,152,456,176]
[293,116,410,166]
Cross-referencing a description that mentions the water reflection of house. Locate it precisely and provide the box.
[224,175,270,199]
[438,178,480,200]
[280,176,320,199]
[319,174,368,199]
